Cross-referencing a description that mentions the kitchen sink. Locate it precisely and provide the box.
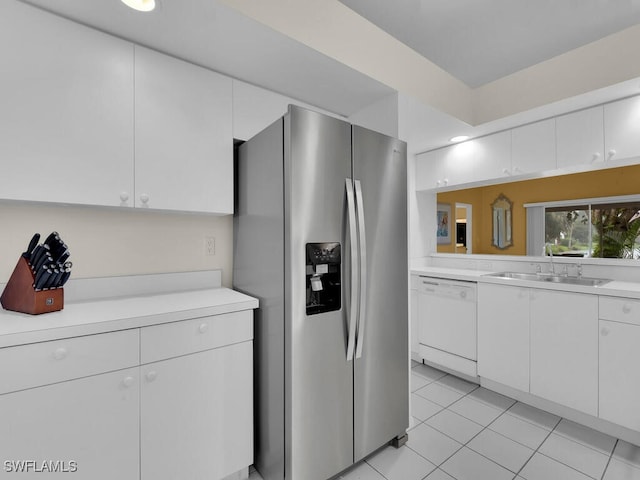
[484,271,611,287]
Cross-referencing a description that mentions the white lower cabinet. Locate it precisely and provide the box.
[141,341,253,480]
[599,319,640,430]
[0,310,254,480]
[0,367,140,479]
[530,289,598,416]
[599,296,640,431]
[477,283,529,392]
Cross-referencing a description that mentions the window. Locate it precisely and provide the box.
[527,196,640,259]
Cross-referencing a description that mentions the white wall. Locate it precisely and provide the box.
[0,203,233,286]
[348,92,399,138]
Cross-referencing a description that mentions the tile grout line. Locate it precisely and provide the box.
[512,416,562,479]
[411,367,624,480]
[412,383,522,477]
[599,439,617,480]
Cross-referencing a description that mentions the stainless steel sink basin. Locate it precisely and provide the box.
[484,271,611,287]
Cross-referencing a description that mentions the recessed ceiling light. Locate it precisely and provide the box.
[450,135,470,143]
[121,0,156,12]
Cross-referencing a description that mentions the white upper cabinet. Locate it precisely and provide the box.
[0,1,134,207]
[604,95,640,163]
[415,131,511,190]
[556,106,604,169]
[134,46,233,214]
[470,131,512,181]
[511,118,556,174]
[415,148,446,190]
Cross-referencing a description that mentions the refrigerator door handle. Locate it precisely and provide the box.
[345,178,359,362]
[354,179,367,359]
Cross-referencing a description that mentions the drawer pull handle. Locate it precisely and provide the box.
[122,376,135,388]
[145,371,157,383]
[623,304,632,314]
[53,347,68,360]
[601,327,610,337]
[198,323,209,334]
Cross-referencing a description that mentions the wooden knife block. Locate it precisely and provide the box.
[1,257,64,315]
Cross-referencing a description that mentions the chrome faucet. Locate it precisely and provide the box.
[544,243,555,274]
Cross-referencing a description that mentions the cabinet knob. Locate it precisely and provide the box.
[122,376,135,388]
[607,149,616,161]
[436,180,441,187]
[139,193,150,206]
[502,168,511,176]
[591,152,601,163]
[145,371,158,382]
[601,327,610,336]
[623,303,632,314]
[119,191,129,202]
[512,166,521,174]
[459,290,467,299]
[198,323,209,334]
[442,178,449,186]
[53,347,68,360]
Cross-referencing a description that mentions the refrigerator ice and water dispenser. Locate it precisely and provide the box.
[305,242,341,315]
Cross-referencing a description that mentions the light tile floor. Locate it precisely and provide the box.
[249,361,640,480]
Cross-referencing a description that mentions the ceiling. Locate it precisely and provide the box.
[16,0,640,154]
[339,0,640,88]
[17,0,394,118]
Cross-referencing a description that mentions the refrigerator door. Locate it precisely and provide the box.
[284,106,354,480]
[352,126,409,461]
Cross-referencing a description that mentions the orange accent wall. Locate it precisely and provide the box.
[436,164,640,254]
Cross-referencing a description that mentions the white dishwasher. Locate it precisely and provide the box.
[416,276,478,377]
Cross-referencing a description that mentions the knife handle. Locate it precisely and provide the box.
[43,232,59,247]
[23,233,40,260]
[34,268,53,291]
[59,269,71,287]
[44,269,61,289]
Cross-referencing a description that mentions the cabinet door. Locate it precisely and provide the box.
[415,148,447,190]
[135,46,233,214]
[141,341,253,480]
[477,284,529,392]
[0,368,139,479]
[556,106,604,169]
[530,290,598,415]
[599,319,640,431]
[469,131,512,182]
[511,118,556,174]
[604,95,640,163]
[0,1,134,207]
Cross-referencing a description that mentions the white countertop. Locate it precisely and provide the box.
[411,266,640,299]
[0,288,258,348]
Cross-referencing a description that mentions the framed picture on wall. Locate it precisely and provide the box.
[436,203,451,244]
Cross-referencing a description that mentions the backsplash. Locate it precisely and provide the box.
[0,202,233,286]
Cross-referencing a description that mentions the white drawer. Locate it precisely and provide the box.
[0,329,139,395]
[600,296,640,326]
[141,310,253,364]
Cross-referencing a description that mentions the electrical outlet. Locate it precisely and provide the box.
[204,236,215,256]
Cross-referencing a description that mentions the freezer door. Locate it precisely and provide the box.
[284,106,354,480]
[352,126,409,461]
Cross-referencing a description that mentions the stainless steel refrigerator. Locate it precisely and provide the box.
[233,105,408,480]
